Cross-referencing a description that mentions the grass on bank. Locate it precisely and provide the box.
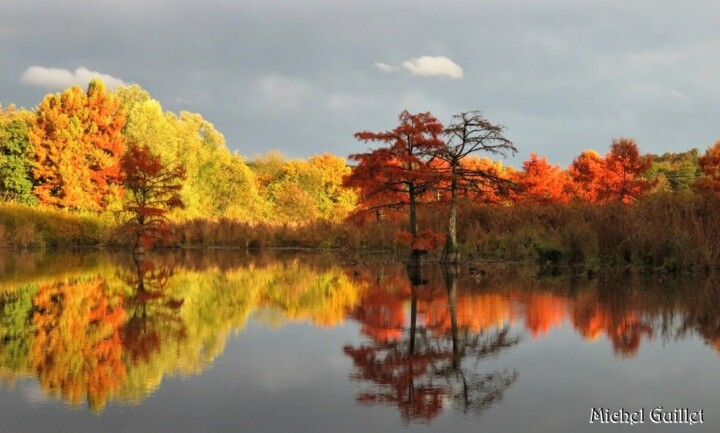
[3,191,720,274]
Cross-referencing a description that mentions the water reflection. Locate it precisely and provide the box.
[1,251,720,422]
[344,261,519,423]
[0,251,363,411]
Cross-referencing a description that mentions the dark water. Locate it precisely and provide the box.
[0,250,719,432]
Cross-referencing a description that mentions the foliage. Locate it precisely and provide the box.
[515,153,571,203]
[344,110,445,252]
[0,202,107,248]
[121,143,185,248]
[0,108,37,204]
[435,111,516,262]
[599,137,654,203]
[29,80,126,211]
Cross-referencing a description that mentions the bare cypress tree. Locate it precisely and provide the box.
[437,111,516,263]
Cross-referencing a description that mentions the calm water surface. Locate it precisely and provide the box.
[0,250,719,432]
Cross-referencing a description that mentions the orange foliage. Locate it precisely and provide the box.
[30,80,125,211]
[568,150,605,202]
[30,279,126,411]
[458,156,514,203]
[696,140,720,194]
[515,153,571,203]
[599,138,653,203]
[569,139,652,204]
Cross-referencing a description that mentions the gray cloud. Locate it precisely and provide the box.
[2,0,720,166]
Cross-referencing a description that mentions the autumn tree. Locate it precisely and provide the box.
[568,150,604,202]
[599,138,653,203]
[695,140,720,194]
[435,111,516,263]
[29,80,126,211]
[515,153,571,204]
[121,142,185,251]
[118,85,267,220]
[0,107,36,204]
[343,111,445,255]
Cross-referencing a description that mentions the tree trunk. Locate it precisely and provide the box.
[408,183,418,238]
[443,169,460,263]
[408,182,423,259]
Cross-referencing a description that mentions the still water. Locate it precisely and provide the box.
[0,250,718,432]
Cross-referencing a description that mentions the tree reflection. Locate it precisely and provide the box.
[6,251,720,416]
[344,259,519,423]
[438,265,519,415]
[30,278,126,412]
[119,256,183,364]
[570,277,653,356]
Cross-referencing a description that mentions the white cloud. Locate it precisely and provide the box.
[20,66,126,89]
[373,62,399,73]
[401,56,464,79]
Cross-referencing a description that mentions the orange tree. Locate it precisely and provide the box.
[121,142,185,250]
[695,140,720,194]
[515,153,571,204]
[599,138,653,203]
[343,110,445,255]
[29,80,125,211]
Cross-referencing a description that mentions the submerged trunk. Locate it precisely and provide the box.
[443,264,461,368]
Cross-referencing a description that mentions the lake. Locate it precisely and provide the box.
[0,250,718,432]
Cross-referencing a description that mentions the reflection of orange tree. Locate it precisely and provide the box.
[518,292,567,338]
[570,286,653,357]
[30,278,125,412]
[344,262,519,423]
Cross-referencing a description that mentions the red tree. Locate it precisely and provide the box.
[121,142,185,250]
[343,111,445,254]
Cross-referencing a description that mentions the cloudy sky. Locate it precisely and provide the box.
[2,0,720,166]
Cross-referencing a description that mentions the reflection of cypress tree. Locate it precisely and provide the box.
[119,256,184,363]
[344,259,520,423]
[345,257,446,423]
[438,264,519,415]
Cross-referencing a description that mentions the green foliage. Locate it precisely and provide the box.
[646,149,701,192]
[250,152,356,223]
[0,111,36,205]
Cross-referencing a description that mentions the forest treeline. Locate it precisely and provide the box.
[3,79,720,270]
